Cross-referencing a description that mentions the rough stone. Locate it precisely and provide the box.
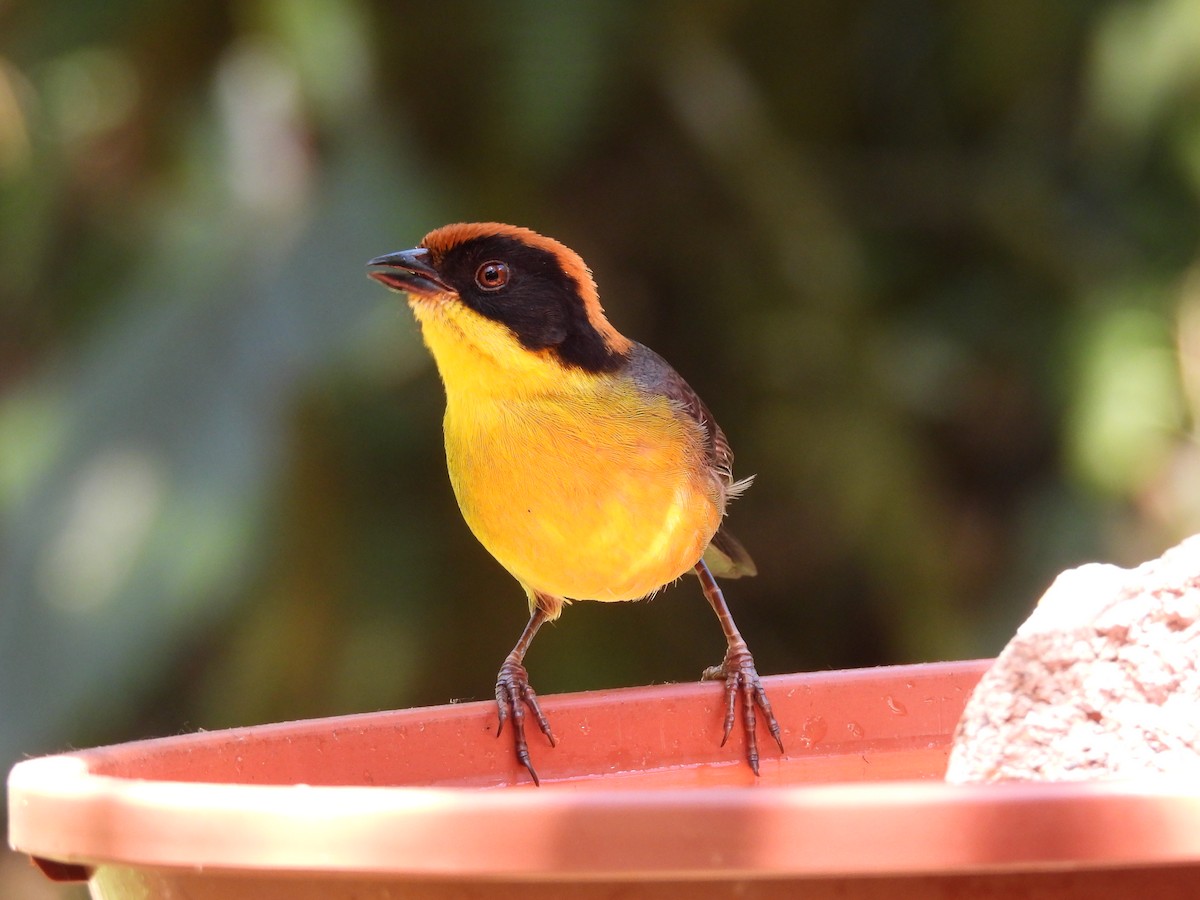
[945,535,1200,783]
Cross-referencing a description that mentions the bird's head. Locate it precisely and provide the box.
[368,224,632,384]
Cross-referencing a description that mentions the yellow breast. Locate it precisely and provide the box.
[413,297,724,608]
[444,379,722,606]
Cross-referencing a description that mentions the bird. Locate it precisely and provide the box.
[367,223,782,784]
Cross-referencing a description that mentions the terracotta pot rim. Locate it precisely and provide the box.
[10,660,1200,882]
[10,754,1200,879]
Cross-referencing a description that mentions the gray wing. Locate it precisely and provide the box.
[624,342,756,576]
[624,342,736,487]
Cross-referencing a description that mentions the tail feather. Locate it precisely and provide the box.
[702,526,757,579]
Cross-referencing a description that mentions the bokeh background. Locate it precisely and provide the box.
[4,1,1200,894]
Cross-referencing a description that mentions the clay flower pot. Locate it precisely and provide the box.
[9,659,1200,898]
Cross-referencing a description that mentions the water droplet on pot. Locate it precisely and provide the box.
[798,715,827,748]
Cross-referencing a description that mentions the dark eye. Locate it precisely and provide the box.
[475,261,509,291]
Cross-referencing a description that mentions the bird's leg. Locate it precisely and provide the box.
[696,560,784,774]
[495,605,555,785]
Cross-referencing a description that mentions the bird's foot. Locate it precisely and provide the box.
[495,656,556,785]
[702,640,784,774]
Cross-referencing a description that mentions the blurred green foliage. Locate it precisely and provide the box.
[4,0,1200,890]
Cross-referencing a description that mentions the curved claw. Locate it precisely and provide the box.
[702,641,784,774]
[495,656,556,785]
